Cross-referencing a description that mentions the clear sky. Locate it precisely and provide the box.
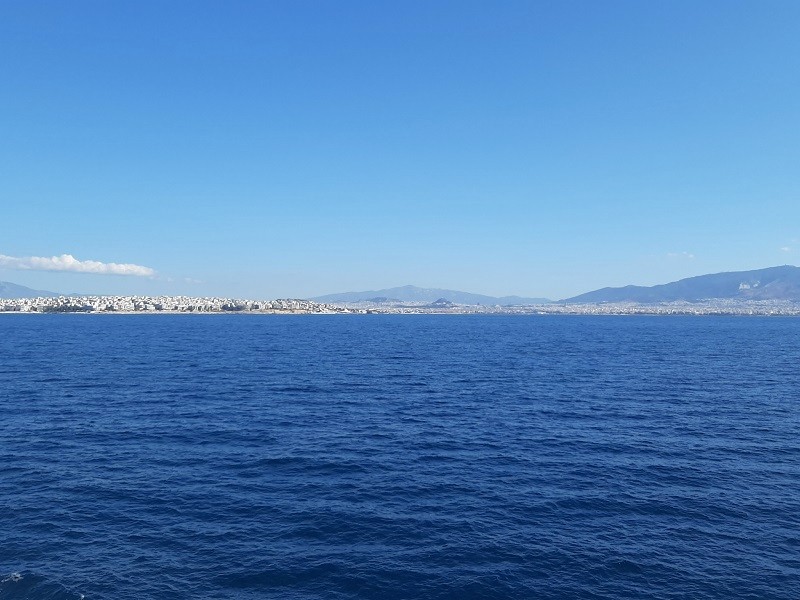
[2,1,799,299]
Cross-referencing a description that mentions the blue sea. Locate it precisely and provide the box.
[1,315,798,599]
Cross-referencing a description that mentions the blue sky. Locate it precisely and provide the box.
[1,1,799,299]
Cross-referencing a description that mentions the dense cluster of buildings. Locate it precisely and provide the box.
[524,300,800,316]
[2,295,799,316]
[320,299,800,316]
[0,295,348,314]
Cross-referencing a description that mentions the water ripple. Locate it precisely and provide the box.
[1,315,799,599]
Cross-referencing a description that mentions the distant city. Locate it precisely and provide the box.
[2,295,800,316]
[3,265,800,315]
[0,295,343,314]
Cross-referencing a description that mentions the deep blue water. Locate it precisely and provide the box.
[1,314,799,599]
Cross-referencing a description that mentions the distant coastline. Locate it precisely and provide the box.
[5,265,800,315]
[2,295,800,316]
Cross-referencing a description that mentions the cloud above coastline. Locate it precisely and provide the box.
[0,253,156,277]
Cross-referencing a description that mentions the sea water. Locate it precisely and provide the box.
[1,314,798,599]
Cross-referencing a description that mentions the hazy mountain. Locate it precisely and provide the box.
[564,265,800,303]
[0,281,60,299]
[312,285,551,305]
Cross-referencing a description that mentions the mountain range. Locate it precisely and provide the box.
[563,265,800,303]
[5,265,800,304]
[311,285,551,305]
[0,281,60,299]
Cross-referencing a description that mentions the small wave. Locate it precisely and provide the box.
[0,571,84,600]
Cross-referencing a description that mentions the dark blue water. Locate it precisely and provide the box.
[1,315,799,599]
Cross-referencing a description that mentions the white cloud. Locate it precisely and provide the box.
[667,251,695,259]
[0,253,155,277]
[781,246,791,252]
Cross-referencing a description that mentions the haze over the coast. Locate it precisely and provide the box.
[2,2,799,299]
[6,266,800,309]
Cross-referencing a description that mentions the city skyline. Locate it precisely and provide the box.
[2,1,799,299]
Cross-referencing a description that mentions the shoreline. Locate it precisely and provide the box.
[3,295,800,317]
[2,309,799,317]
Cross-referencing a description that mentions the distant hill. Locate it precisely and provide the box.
[312,285,551,305]
[0,281,60,299]
[564,265,800,303]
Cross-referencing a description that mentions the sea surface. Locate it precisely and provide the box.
[1,314,798,599]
